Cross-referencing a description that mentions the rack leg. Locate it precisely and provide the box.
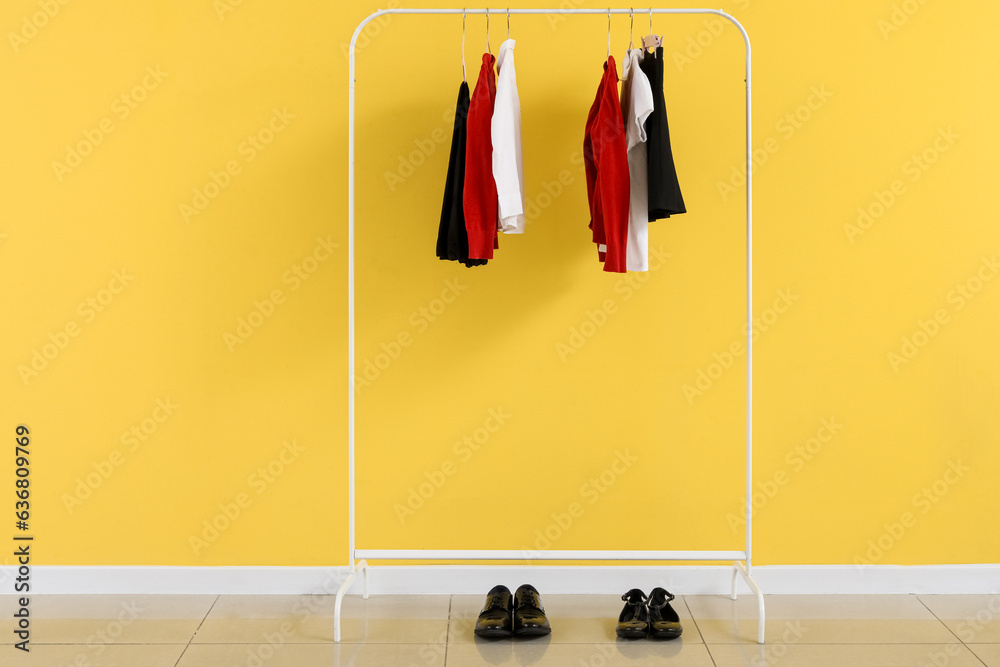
[334,560,369,642]
[732,561,766,644]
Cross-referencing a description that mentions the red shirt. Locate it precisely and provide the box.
[583,57,630,273]
[464,53,499,260]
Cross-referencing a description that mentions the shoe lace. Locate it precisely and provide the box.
[518,587,543,611]
[484,588,510,611]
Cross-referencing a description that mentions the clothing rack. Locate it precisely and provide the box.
[339,7,764,644]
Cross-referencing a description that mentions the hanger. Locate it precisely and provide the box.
[462,9,467,82]
[628,8,634,52]
[507,7,510,40]
[643,7,662,54]
[606,8,611,59]
[486,7,491,56]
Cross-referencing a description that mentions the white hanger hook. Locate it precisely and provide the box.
[607,7,611,59]
[507,7,510,39]
[486,7,491,55]
[462,8,467,82]
[629,8,634,51]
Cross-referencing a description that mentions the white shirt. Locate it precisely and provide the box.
[491,39,526,234]
[621,48,654,271]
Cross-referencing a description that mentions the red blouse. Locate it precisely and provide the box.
[583,57,630,273]
[464,52,499,260]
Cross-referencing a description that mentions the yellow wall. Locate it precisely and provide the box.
[1,0,997,568]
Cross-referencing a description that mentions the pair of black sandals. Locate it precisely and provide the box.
[616,588,683,639]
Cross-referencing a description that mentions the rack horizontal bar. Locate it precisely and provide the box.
[355,549,748,561]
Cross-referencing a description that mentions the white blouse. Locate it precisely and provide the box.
[621,48,654,272]
[491,39,526,234]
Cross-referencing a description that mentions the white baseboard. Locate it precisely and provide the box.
[2,564,996,595]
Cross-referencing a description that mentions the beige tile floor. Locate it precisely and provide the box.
[0,593,997,666]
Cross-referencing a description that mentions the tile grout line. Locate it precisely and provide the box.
[443,595,453,667]
[172,594,220,667]
[683,596,718,667]
[915,595,967,643]
[915,595,989,666]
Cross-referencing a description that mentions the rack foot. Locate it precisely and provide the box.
[334,560,369,642]
[732,561,766,644]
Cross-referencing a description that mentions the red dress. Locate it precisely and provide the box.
[583,56,630,273]
[464,52,499,260]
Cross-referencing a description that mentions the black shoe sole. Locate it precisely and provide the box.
[648,629,683,640]
[475,627,513,638]
[513,626,551,637]
[616,628,648,639]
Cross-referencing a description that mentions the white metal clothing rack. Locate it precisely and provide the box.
[339,7,764,645]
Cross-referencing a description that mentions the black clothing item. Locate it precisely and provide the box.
[639,47,686,221]
[436,82,487,267]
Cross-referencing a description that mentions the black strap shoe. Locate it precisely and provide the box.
[647,587,683,639]
[475,585,513,638]
[616,588,649,639]
[513,584,551,636]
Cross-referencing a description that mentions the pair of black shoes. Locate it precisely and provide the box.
[616,588,683,639]
[474,584,551,638]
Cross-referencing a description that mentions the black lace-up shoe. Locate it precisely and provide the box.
[513,584,551,636]
[475,585,513,637]
[647,587,683,639]
[616,588,649,639]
